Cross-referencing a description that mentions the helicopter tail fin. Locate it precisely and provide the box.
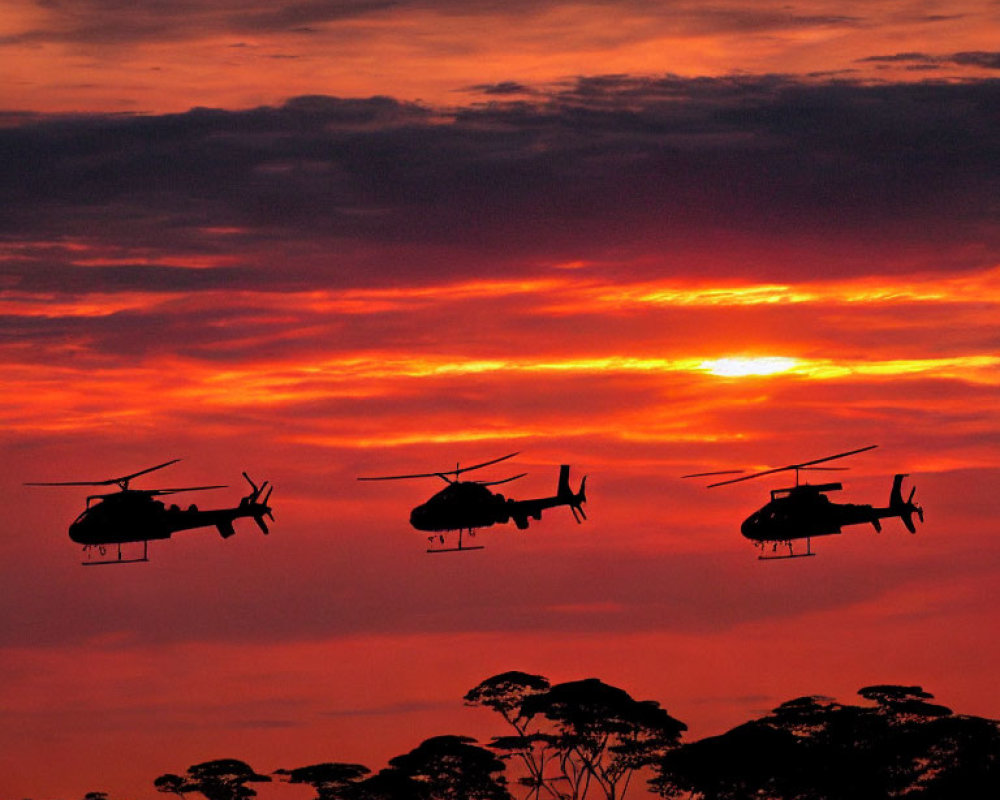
[889,473,922,533]
[557,465,588,523]
[241,473,274,534]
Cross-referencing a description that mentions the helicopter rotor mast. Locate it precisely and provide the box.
[703,445,879,488]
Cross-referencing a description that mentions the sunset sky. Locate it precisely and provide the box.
[2,1,999,797]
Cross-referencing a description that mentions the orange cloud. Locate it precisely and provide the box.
[4,0,999,112]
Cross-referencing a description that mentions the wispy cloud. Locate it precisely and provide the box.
[858,49,1000,69]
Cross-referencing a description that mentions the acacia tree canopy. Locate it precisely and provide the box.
[652,685,1000,800]
[336,767,424,800]
[143,680,998,800]
[857,684,953,718]
[521,678,686,752]
[468,673,686,800]
[274,762,371,800]
[372,735,511,800]
[153,759,271,800]
[464,671,551,726]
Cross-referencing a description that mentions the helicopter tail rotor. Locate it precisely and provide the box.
[909,486,924,523]
[570,474,588,523]
[556,465,587,524]
[241,472,274,534]
[890,473,922,533]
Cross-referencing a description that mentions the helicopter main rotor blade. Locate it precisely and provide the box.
[476,473,527,487]
[144,485,228,496]
[681,470,745,479]
[792,445,878,470]
[452,452,521,474]
[708,445,878,487]
[25,458,182,487]
[358,452,521,482]
[25,480,111,487]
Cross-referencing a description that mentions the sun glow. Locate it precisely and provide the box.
[697,357,800,377]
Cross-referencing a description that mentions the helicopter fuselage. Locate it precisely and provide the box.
[686,448,922,559]
[68,489,271,545]
[28,461,274,563]
[408,465,587,536]
[358,456,587,552]
[409,482,510,532]
[740,476,919,543]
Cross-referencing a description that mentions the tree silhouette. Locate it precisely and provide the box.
[651,685,1000,799]
[104,678,996,800]
[274,763,371,800]
[384,735,511,800]
[857,684,953,719]
[153,759,271,800]
[465,671,557,799]
[523,679,686,800]
[339,767,424,800]
[468,673,686,800]
[465,671,552,725]
[344,735,510,799]
[154,774,189,798]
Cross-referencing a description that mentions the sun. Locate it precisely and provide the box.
[698,356,800,377]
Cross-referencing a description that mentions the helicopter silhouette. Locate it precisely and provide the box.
[26,459,274,565]
[684,445,923,560]
[358,452,587,552]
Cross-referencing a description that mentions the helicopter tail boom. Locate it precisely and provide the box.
[506,465,588,529]
[206,474,274,537]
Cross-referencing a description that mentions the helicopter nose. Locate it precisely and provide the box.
[409,504,431,531]
[68,522,88,544]
[740,512,763,540]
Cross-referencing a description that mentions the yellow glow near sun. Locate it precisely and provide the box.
[697,357,800,377]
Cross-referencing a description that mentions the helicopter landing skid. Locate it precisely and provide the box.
[758,538,814,561]
[758,550,816,561]
[426,529,484,554]
[82,540,150,565]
